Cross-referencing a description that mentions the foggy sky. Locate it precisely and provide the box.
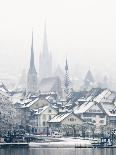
[0,0,116,81]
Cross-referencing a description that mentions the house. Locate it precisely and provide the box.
[74,101,107,128]
[21,97,51,127]
[22,97,50,110]
[48,112,83,135]
[29,105,58,134]
[101,102,116,128]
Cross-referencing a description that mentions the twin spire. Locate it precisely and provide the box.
[29,30,37,74]
[42,23,49,57]
[29,23,49,74]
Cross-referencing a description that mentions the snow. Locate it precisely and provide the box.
[101,92,116,103]
[34,106,49,115]
[48,113,71,123]
[22,98,39,108]
[78,98,86,102]
[94,89,111,103]
[29,137,92,148]
[74,102,94,114]
[101,103,116,116]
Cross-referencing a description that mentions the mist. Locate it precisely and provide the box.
[0,0,116,89]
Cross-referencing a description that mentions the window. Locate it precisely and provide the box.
[100,114,105,118]
[84,118,92,122]
[49,115,51,120]
[99,120,104,124]
[70,118,74,121]
[83,113,92,117]
[43,121,46,126]
[92,120,96,123]
[48,109,51,113]
[110,109,116,114]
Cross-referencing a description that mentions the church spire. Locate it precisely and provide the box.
[65,58,68,71]
[64,58,70,94]
[29,31,36,73]
[27,30,38,94]
[42,22,49,56]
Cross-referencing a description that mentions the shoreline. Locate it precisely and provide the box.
[0,138,116,149]
[0,143,116,149]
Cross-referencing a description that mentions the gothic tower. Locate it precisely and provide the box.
[64,59,70,95]
[84,69,94,90]
[27,31,38,94]
[39,24,52,80]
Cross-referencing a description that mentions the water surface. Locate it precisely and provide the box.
[0,148,116,155]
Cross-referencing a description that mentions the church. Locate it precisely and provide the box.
[27,31,38,94]
[39,24,52,80]
[26,25,62,97]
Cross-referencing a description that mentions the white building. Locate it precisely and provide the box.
[30,105,58,134]
[74,101,107,128]
[48,112,83,132]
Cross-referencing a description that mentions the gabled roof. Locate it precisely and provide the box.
[74,102,95,114]
[34,106,49,115]
[94,89,111,103]
[22,98,39,108]
[48,113,71,123]
[0,82,9,93]
[85,88,103,101]
[100,92,116,103]
[67,91,87,103]
[101,103,116,116]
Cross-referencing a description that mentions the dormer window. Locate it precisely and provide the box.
[110,109,116,114]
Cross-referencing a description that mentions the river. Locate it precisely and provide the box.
[0,148,116,155]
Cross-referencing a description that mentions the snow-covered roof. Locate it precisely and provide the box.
[85,88,103,101]
[0,82,9,95]
[94,89,111,103]
[57,102,62,105]
[101,103,116,116]
[22,98,39,108]
[48,113,71,123]
[101,92,116,103]
[12,99,24,105]
[34,106,49,115]
[74,102,94,114]
[78,98,86,102]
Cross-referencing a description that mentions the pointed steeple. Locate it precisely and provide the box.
[65,58,68,71]
[29,31,36,74]
[39,23,52,79]
[64,58,70,95]
[27,30,38,94]
[42,22,49,56]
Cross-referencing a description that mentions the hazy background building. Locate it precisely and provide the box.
[39,24,52,80]
[27,32,38,94]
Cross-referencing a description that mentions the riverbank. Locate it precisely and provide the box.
[0,143,29,148]
[0,137,116,149]
[29,137,92,148]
